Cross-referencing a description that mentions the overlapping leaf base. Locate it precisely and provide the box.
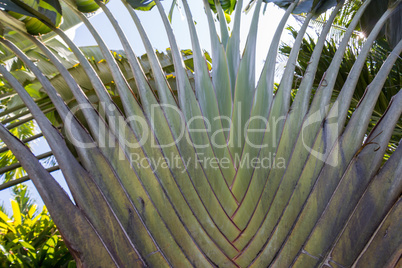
[0,0,401,267]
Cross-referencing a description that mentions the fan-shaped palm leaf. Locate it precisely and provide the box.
[0,0,401,267]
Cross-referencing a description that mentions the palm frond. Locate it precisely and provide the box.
[0,0,401,266]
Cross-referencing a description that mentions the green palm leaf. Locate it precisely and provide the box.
[0,0,401,266]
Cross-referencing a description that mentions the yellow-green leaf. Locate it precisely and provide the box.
[11,200,21,226]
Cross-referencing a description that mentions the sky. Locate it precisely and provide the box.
[1,0,299,214]
[72,0,297,76]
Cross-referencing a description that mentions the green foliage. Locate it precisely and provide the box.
[360,0,402,48]
[0,59,51,183]
[126,0,158,11]
[245,0,338,16]
[208,0,237,14]
[0,185,74,268]
[0,0,109,35]
[0,0,62,35]
[0,122,34,182]
[280,26,401,157]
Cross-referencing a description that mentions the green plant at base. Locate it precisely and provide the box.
[0,185,74,268]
